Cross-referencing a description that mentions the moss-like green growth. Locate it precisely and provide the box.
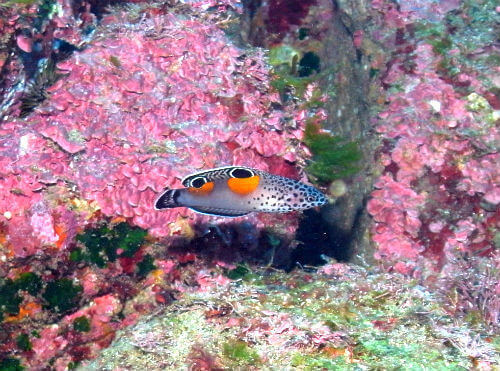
[0,272,44,321]
[428,36,453,56]
[15,333,32,351]
[42,278,82,313]
[225,264,250,280]
[0,281,21,321]
[0,357,24,371]
[269,45,319,101]
[353,338,455,370]
[137,254,156,277]
[67,361,80,370]
[83,264,494,370]
[270,73,313,100]
[291,353,345,369]
[222,340,260,366]
[0,281,22,322]
[303,122,362,183]
[268,45,301,68]
[69,248,84,262]
[0,0,38,7]
[73,315,91,332]
[75,222,147,268]
[15,273,42,296]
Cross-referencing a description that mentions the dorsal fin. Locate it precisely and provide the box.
[181,166,258,187]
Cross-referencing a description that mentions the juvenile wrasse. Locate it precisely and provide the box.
[154,166,327,217]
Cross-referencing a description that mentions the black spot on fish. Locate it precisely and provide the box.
[230,168,254,178]
[191,177,206,188]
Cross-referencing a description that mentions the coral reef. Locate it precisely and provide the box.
[366,1,499,263]
[83,264,499,370]
[366,0,499,329]
[0,0,498,368]
[0,1,312,368]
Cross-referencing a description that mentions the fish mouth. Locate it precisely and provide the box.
[154,189,180,210]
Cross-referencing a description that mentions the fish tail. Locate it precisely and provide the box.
[154,189,181,210]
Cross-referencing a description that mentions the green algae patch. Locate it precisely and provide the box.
[304,122,362,182]
[15,333,32,351]
[74,222,147,268]
[0,273,43,321]
[73,316,91,332]
[269,45,301,69]
[15,273,42,296]
[291,352,348,369]
[137,254,156,277]
[225,264,251,280]
[0,279,24,321]
[42,278,82,313]
[0,357,24,371]
[222,340,261,366]
[270,73,313,100]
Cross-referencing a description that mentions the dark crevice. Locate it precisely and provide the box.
[289,203,366,269]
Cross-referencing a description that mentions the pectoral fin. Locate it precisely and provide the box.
[189,206,249,217]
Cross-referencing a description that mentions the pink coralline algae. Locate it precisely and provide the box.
[459,155,500,205]
[368,175,425,260]
[41,11,301,237]
[0,4,313,368]
[195,270,232,292]
[241,311,343,349]
[0,7,304,262]
[368,0,499,273]
[30,212,59,245]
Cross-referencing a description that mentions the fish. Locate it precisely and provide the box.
[154,166,328,217]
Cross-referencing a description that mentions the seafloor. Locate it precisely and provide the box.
[0,0,498,370]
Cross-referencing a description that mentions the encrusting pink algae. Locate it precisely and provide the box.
[0,0,498,369]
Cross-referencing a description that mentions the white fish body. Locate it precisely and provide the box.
[154,166,327,217]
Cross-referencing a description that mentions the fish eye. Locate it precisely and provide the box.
[230,168,254,178]
[190,176,207,188]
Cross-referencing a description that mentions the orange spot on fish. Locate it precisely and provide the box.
[227,175,260,195]
[187,181,214,194]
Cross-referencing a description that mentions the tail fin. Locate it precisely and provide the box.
[154,189,181,210]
